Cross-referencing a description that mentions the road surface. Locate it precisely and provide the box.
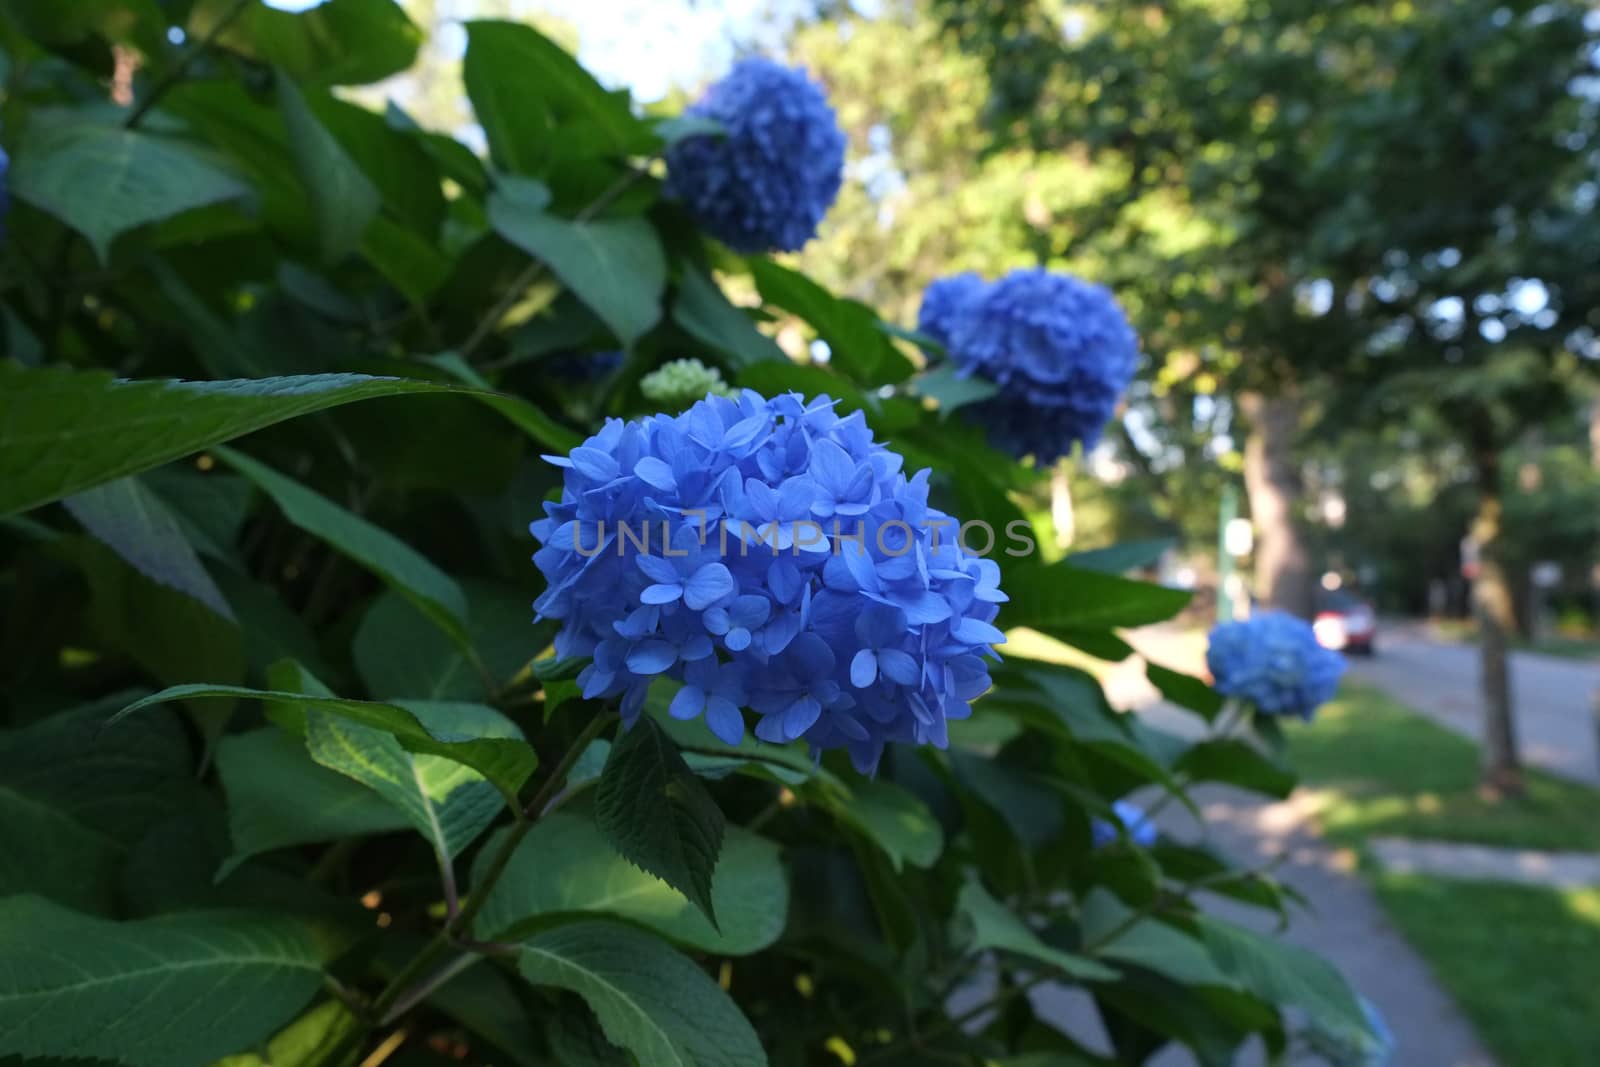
[1348,622,1600,786]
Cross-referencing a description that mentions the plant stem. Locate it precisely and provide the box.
[363,711,616,1024]
[124,0,253,129]
[459,164,651,363]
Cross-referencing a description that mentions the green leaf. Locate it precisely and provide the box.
[673,263,785,368]
[912,363,1000,414]
[212,1000,360,1067]
[117,684,538,805]
[1064,538,1175,575]
[278,75,380,264]
[490,195,666,347]
[595,716,725,928]
[424,351,583,452]
[655,115,725,144]
[516,920,767,1067]
[747,258,914,384]
[0,896,322,1067]
[463,20,652,173]
[949,748,1065,849]
[0,691,187,912]
[1080,888,1231,987]
[826,777,944,871]
[12,117,249,262]
[1003,563,1192,635]
[305,708,504,861]
[954,881,1117,981]
[63,475,233,619]
[0,364,486,517]
[1198,915,1370,1039]
[473,814,788,955]
[417,956,543,1067]
[1147,662,1224,721]
[646,699,818,785]
[215,446,469,643]
[363,217,453,305]
[215,727,409,874]
[1175,738,1296,798]
[353,584,537,701]
[188,0,422,87]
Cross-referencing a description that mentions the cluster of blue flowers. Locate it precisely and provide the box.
[664,58,846,254]
[917,268,1139,464]
[1091,799,1158,849]
[1206,610,1346,720]
[531,391,1006,771]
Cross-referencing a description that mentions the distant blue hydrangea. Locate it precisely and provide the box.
[664,58,846,253]
[1091,799,1157,849]
[530,391,1007,772]
[1206,611,1345,720]
[925,268,1139,464]
[916,272,986,352]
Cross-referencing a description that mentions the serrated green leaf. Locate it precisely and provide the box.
[12,117,249,262]
[212,1000,360,1067]
[0,364,487,517]
[1175,737,1297,798]
[1079,888,1230,987]
[827,776,944,871]
[215,446,469,644]
[1147,662,1225,720]
[673,263,785,368]
[216,727,409,874]
[118,683,538,804]
[473,814,787,955]
[353,584,536,701]
[516,920,766,1067]
[0,896,322,1067]
[595,716,725,927]
[64,475,233,619]
[279,74,380,263]
[490,195,666,347]
[747,258,914,384]
[306,708,503,861]
[955,880,1118,981]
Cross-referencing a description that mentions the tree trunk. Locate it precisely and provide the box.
[1240,391,1314,618]
[1470,439,1523,797]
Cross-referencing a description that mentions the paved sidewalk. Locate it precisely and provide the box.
[1368,837,1600,890]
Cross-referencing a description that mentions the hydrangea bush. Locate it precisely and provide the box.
[0,6,1376,1067]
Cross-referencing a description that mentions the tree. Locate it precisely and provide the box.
[937,0,1600,793]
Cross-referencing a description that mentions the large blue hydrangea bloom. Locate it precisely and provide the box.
[1206,610,1346,720]
[531,391,1006,771]
[921,268,1138,463]
[664,58,846,253]
[1091,799,1157,849]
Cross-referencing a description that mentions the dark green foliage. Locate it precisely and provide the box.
[0,4,1372,1065]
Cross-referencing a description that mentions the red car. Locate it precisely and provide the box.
[1314,591,1377,655]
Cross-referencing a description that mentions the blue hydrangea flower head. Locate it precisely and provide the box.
[530,391,1007,772]
[916,272,986,352]
[935,268,1138,464]
[1091,799,1157,849]
[664,58,846,253]
[1206,610,1345,720]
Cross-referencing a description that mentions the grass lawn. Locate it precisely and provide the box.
[1372,875,1600,1067]
[1283,682,1600,852]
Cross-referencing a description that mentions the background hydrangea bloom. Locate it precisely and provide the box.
[921,268,1139,463]
[1206,610,1346,720]
[915,271,985,352]
[664,58,846,253]
[1091,799,1158,848]
[531,390,1006,771]
[640,357,737,407]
